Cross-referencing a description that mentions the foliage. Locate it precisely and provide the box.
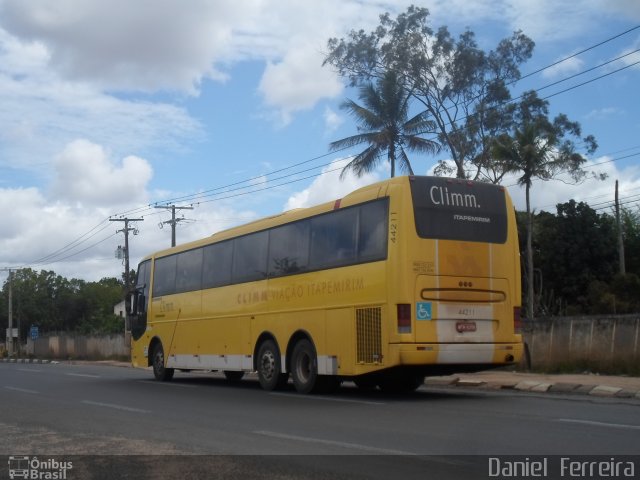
[0,269,125,340]
[622,207,640,274]
[329,70,439,178]
[517,201,640,315]
[492,92,598,320]
[324,5,535,179]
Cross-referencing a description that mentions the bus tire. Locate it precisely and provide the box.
[257,340,287,391]
[152,343,174,382]
[223,370,245,382]
[291,339,319,394]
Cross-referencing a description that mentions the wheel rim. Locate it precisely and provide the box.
[261,350,275,380]
[154,350,164,374]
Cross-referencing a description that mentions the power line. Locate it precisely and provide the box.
[114,26,640,220]
[10,26,640,270]
[516,24,640,84]
[155,204,194,247]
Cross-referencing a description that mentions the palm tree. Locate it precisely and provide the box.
[493,123,553,321]
[493,119,594,321]
[330,71,439,179]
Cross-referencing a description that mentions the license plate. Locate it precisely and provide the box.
[456,321,477,333]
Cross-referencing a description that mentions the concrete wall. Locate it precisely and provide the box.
[523,314,640,371]
[19,315,640,370]
[26,333,130,359]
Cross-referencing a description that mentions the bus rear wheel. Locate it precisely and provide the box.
[152,343,174,382]
[257,340,288,391]
[291,339,319,394]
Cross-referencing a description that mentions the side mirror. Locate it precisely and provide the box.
[126,290,146,315]
[125,292,133,314]
[137,293,146,314]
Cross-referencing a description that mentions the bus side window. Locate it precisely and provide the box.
[202,241,233,288]
[358,200,388,262]
[175,248,203,293]
[310,208,357,269]
[268,220,310,277]
[153,255,177,297]
[232,231,269,283]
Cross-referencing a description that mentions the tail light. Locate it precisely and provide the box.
[397,304,411,334]
[513,306,522,334]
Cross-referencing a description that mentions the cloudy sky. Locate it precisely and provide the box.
[1,0,639,282]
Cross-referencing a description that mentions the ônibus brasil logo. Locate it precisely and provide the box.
[8,456,73,479]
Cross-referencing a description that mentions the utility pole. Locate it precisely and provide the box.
[615,180,626,275]
[4,269,14,356]
[110,217,144,291]
[155,204,194,247]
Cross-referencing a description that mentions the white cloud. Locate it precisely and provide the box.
[0,139,260,281]
[0,0,243,93]
[323,106,344,133]
[585,107,623,120]
[542,55,584,80]
[500,0,608,42]
[284,158,382,210]
[617,38,640,69]
[258,44,343,125]
[605,0,640,21]
[503,157,640,213]
[0,61,201,172]
[50,139,153,207]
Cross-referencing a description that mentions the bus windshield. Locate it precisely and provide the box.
[409,176,507,243]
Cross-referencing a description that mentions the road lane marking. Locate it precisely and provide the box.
[5,386,39,394]
[139,380,197,388]
[269,392,385,406]
[81,400,150,414]
[66,373,101,378]
[253,430,415,455]
[558,418,640,430]
[17,368,43,373]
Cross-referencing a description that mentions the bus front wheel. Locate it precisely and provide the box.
[152,343,174,382]
[257,340,288,391]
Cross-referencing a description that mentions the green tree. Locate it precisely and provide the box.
[541,201,616,313]
[329,71,438,178]
[324,5,534,179]
[1,269,124,338]
[493,93,598,319]
[516,202,621,315]
[621,207,640,276]
[77,277,125,334]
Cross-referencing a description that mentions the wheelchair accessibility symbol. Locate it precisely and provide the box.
[416,302,432,320]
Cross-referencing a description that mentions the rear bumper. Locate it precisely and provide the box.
[392,342,523,366]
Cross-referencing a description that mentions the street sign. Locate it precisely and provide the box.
[5,328,18,339]
[30,325,39,341]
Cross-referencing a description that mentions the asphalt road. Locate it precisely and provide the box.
[1,362,639,479]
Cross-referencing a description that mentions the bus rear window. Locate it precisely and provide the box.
[409,177,507,243]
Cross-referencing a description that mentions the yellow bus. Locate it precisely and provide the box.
[127,176,523,393]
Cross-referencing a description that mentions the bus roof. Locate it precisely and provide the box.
[144,176,400,261]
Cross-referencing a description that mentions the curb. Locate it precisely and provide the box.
[1,358,57,364]
[425,376,640,400]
